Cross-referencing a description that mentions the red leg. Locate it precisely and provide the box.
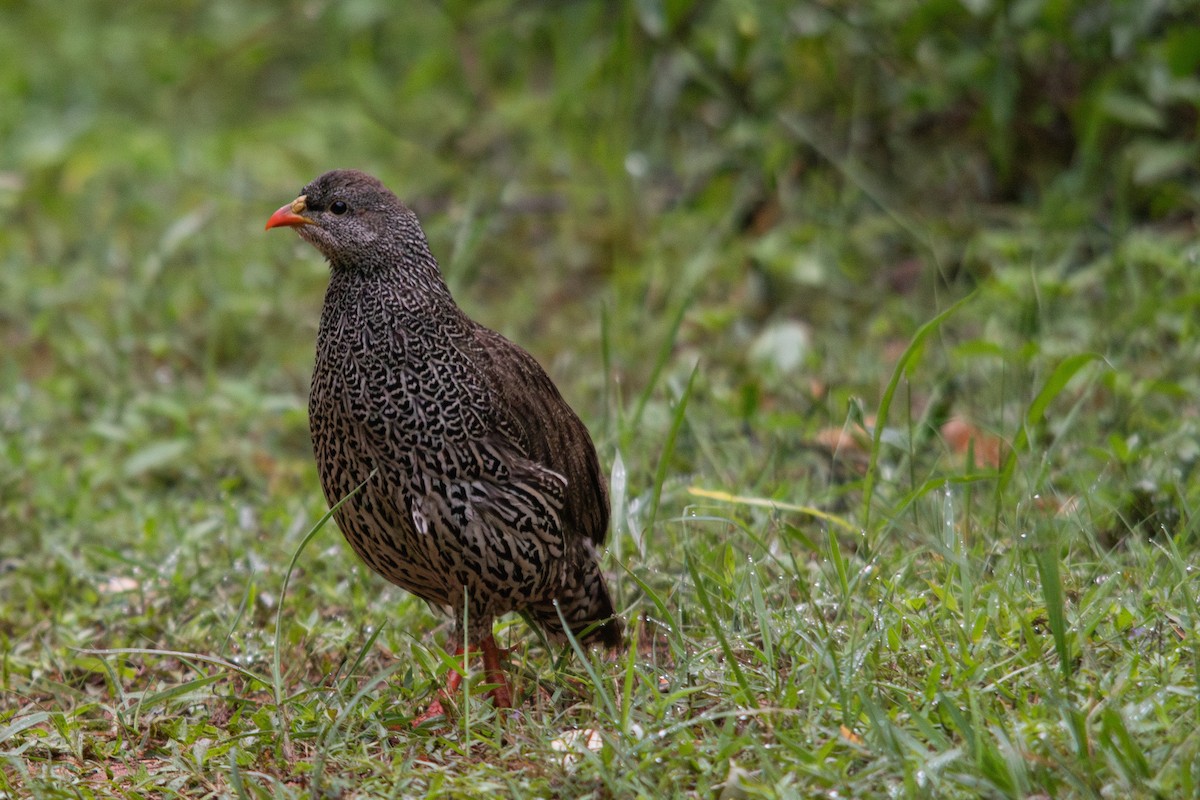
[410,637,513,726]
[412,647,465,727]
[480,634,513,709]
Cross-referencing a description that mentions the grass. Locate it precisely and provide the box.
[3,1,1200,797]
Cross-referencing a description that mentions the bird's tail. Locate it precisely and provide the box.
[530,561,623,649]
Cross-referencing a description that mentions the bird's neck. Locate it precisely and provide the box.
[322,256,467,334]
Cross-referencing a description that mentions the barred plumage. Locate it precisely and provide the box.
[266,169,621,718]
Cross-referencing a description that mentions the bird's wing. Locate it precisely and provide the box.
[470,325,610,549]
[408,437,571,600]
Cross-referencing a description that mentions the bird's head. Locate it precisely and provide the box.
[265,169,424,270]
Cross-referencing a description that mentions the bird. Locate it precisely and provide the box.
[265,169,621,721]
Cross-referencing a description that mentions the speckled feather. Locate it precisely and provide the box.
[286,169,621,649]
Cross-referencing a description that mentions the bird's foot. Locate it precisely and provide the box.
[409,638,514,727]
[411,698,449,728]
[409,650,465,728]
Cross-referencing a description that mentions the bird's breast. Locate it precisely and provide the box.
[310,300,494,464]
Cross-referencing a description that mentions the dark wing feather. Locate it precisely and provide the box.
[470,325,610,548]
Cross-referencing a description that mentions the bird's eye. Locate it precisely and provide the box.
[330,200,349,215]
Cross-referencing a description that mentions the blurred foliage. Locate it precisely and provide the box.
[0,0,1196,535]
[2,0,1199,577]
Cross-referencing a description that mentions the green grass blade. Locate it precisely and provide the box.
[135,673,224,714]
[0,712,50,746]
[630,295,692,434]
[555,603,618,720]
[863,294,974,529]
[997,352,1102,497]
[1032,526,1072,682]
[684,548,759,711]
[271,473,376,703]
[76,647,268,686]
[686,487,857,532]
[270,471,375,760]
[646,360,699,536]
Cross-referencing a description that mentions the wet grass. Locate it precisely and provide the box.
[3,1,1200,797]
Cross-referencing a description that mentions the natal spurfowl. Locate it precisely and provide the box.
[266,170,621,720]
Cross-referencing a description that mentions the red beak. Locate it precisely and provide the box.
[265,199,314,230]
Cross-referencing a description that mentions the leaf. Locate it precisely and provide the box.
[123,439,190,478]
[1100,92,1164,130]
[941,417,1004,468]
[997,353,1102,496]
[0,712,50,745]
[749,320,811,374]
[1127,140,1197,185]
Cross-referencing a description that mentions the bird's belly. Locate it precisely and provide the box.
[333,483,454,605]
[310,413,558,615]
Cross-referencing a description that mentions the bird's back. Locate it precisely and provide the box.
[471,324,622,647]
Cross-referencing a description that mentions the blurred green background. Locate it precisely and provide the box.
[3,0,1200,796]
[5,0,1196,514]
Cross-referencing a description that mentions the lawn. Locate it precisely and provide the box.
[2,1,1199,797]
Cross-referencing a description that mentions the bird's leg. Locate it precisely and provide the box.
[479,633,513,709]
[412,646,466,727]
[411,638,514,726]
